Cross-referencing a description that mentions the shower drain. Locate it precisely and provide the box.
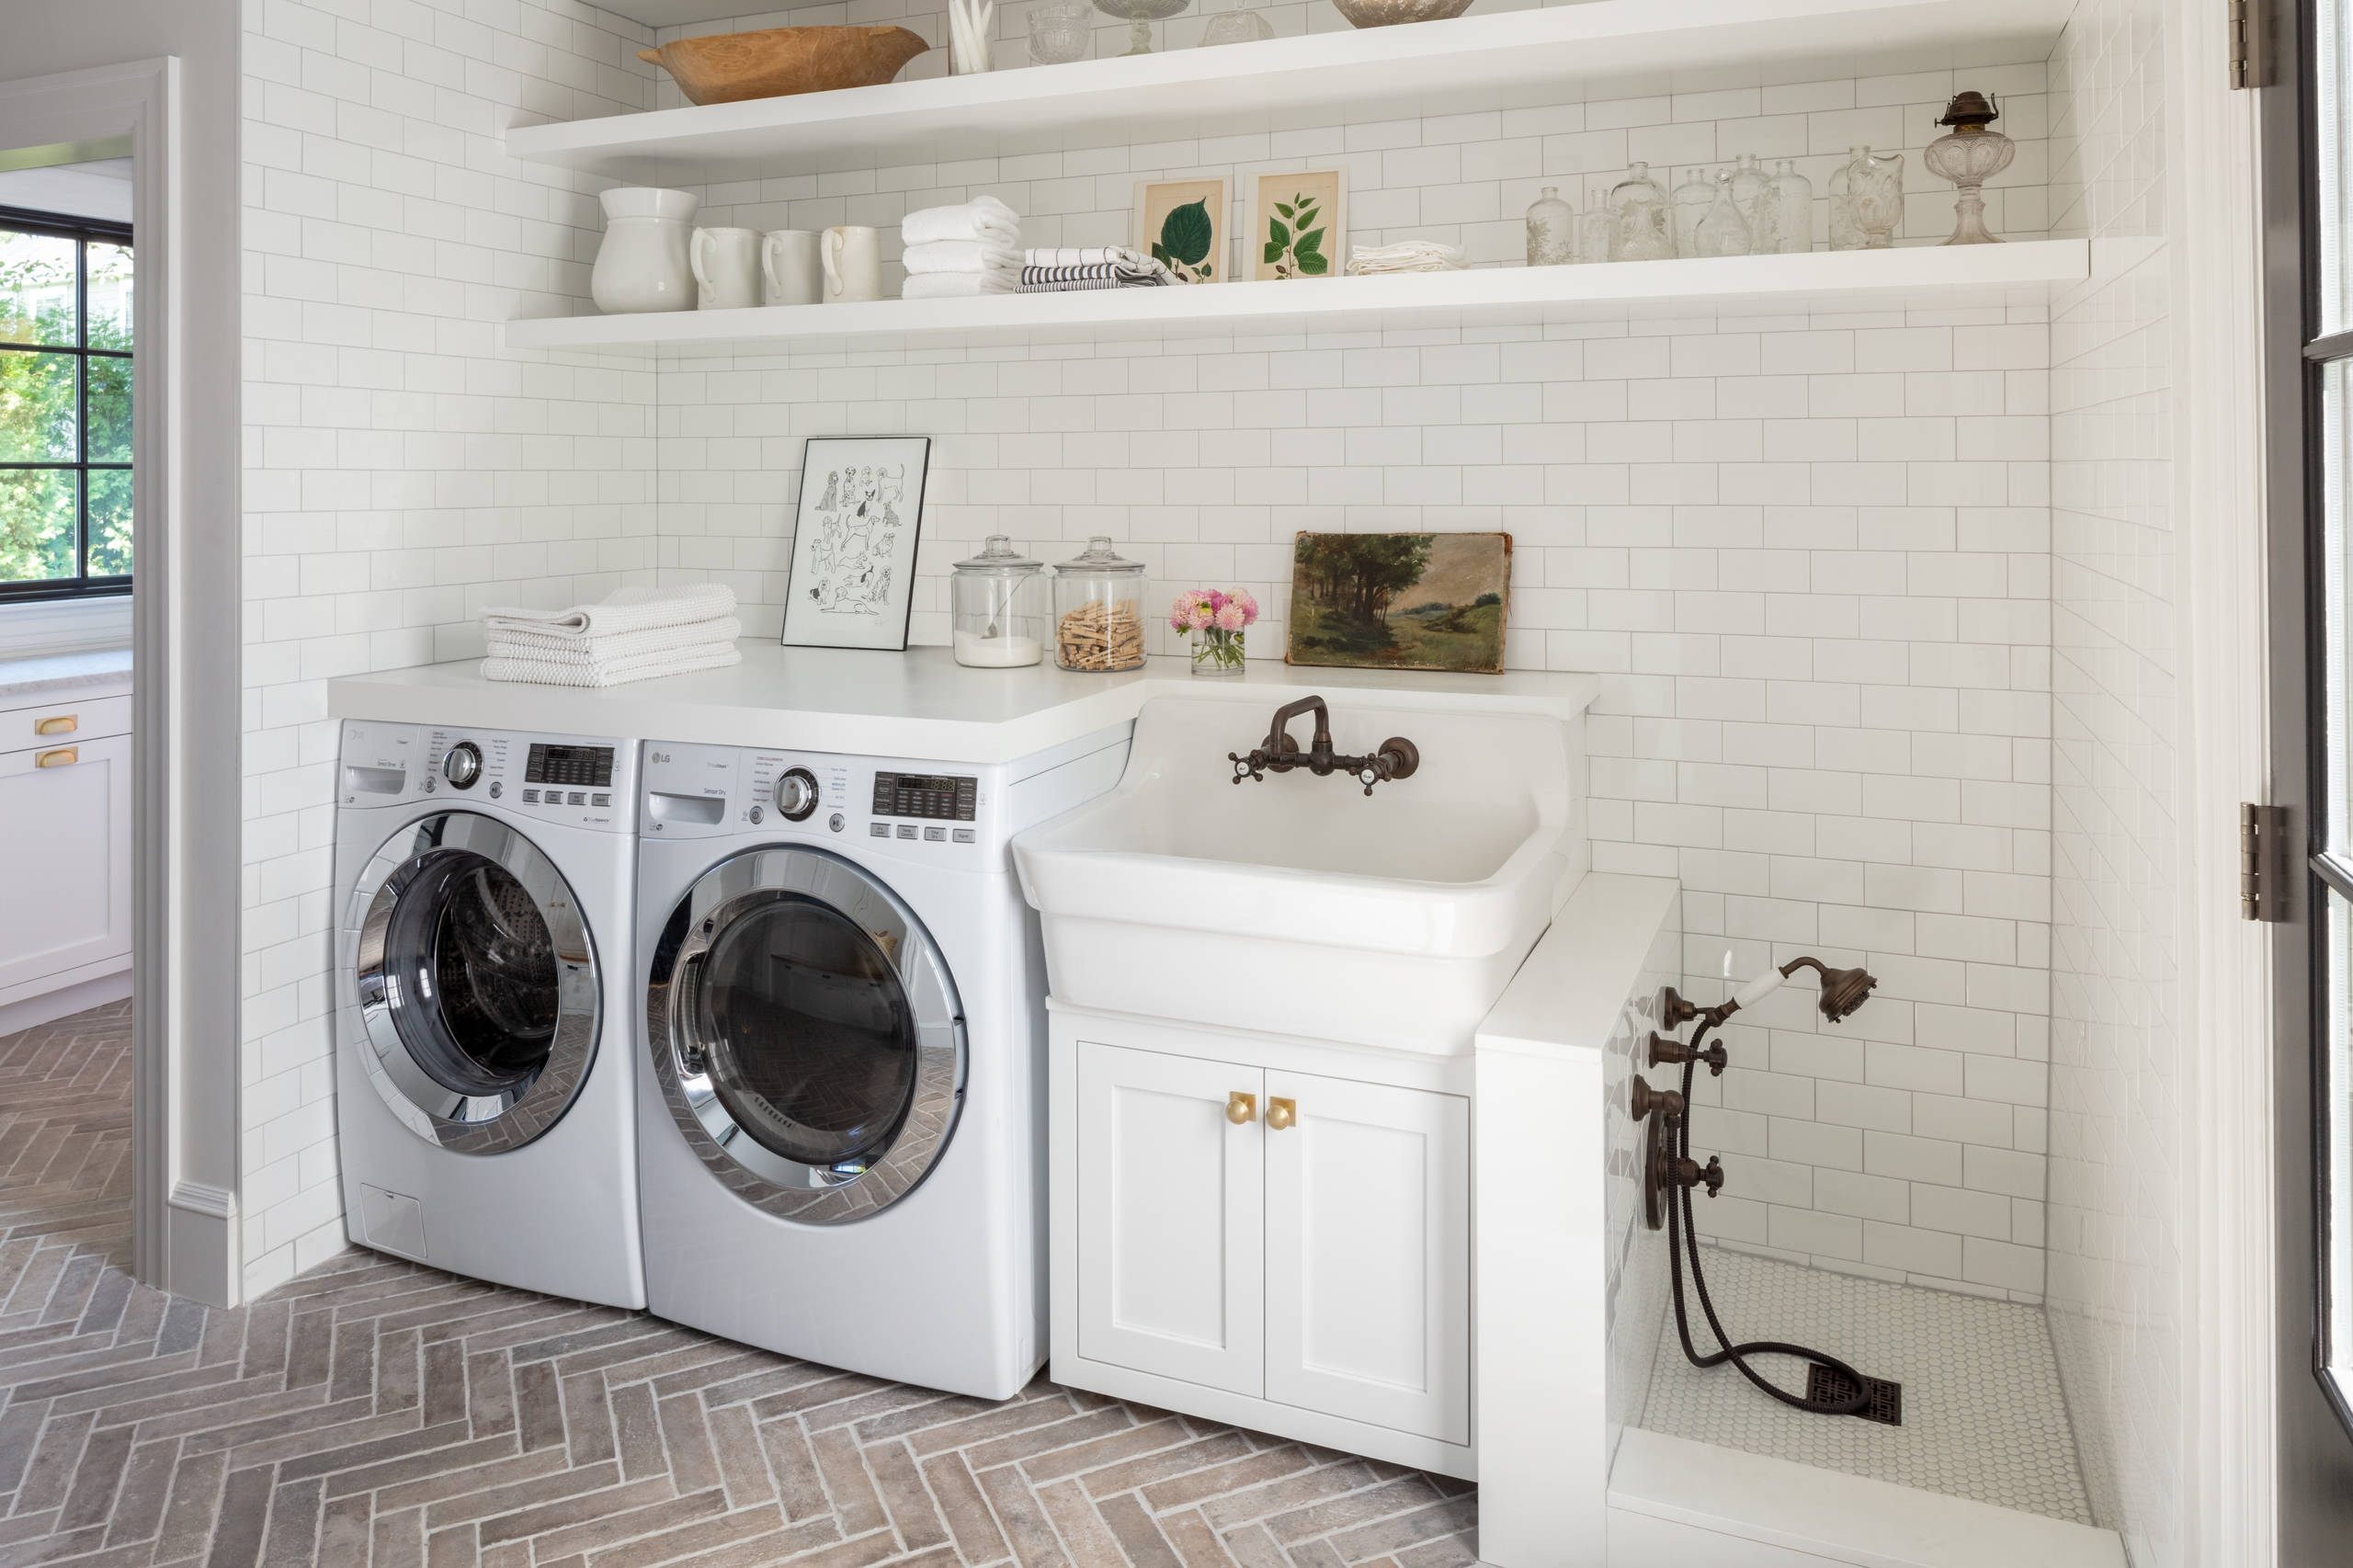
[1804,1363,1904,1426]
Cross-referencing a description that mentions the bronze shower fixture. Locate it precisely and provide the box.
[1661,954,1880,1031]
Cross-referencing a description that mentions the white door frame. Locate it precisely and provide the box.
[0,58,241,1307]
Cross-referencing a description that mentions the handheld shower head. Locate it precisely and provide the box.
[1779,956,1878,1022]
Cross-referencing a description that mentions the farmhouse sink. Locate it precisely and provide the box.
[1011,694,1586,1054]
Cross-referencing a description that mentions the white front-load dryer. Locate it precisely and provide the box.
[634,732,1127,1399]
[333,721,645,1308]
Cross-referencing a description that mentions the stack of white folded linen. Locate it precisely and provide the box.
[481,585,743,687]
[1346,240,1468,275]
[902,196,1022,299]
[1018,246,1176,292]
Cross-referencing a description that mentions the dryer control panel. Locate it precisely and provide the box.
[641,743,998,864]
[338,721,638,832]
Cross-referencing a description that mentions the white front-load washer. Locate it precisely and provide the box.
[333,721,645,1308]
[634,729,1128,1399]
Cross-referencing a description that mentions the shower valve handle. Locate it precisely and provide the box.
[1649,1030,1727,1076]
[1630,1074,1686,1123]
[1655,1150,1724,1199]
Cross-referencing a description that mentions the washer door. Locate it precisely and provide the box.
[646,846,964,1225]
[351,812,599,1153]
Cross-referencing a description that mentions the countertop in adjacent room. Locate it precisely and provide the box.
[327,642,1605,764]
[0,647,132,704]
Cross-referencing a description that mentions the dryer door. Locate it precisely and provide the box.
[646,846,964,1225]
[350,812,599,1153]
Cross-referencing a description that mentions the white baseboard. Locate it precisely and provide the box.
[0,968,131,1039]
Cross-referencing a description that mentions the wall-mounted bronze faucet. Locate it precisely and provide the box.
[1228,695,1420,798]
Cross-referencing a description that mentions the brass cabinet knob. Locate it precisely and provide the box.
[1267,1097,1296,1131]
[1225,1091,1256,1125]
[33,714,75,736]
[34,747,78,769]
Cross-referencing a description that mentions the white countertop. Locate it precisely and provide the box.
[327,642,1606,764]
[0,646,131,704]
[1476,873,1678,1062]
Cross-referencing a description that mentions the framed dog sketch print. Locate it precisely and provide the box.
[780,437,931,652]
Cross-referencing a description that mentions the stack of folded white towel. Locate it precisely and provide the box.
[1346,240,1468,276]
[1018,246,1176,292]
[902,196,1022,299]
[481,585,743,688]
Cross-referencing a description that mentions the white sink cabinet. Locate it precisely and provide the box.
[0,665,133,1035]
[1051,1007,1475,1477]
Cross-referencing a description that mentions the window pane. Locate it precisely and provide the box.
[85,468,129,577]
[2326,0,2352,331]
[2326,884,2353,1398]
[85,356,128,463]
[0,349,78,461]
[85,243,130,351]
[0,469,76,584]
[0,230,76,347]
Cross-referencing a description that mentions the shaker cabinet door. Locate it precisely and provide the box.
[1263,1072,1472,1444]
[1074,1041,1264,1396]
[0,733,133,1000]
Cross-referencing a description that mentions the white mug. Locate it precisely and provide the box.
[689,226,762,310]
[761,230,823,306]
[821,225,883,303]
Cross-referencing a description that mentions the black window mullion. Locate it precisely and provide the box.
[74,233,87,583]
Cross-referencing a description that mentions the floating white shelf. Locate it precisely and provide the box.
[503,240,2089,358]
[506,0,2075,178]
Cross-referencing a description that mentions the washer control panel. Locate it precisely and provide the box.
[338,722,634,832]
[641,743,995,860]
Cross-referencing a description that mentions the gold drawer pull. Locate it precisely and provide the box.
[33,714,75,735]
[1267,1097,1296,1131]
[35,747,78,769]
[1225,1091,1256,1125]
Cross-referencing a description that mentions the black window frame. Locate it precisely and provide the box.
[0,202,133,604]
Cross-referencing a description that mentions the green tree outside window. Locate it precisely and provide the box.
[0,214,132,597]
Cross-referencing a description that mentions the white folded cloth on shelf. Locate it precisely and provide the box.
[1017,247,1176,291]
[483,641,743,689]
[1346,240,1468,275]
[480,583,738,642]
[901,195,1021,247]
[487,617,744,663]
[902,238,1023,275]
[904,271,1017,299]
[1026,246,1143,267]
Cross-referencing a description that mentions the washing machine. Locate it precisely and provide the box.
[634,727,1129,1399]
[333,721,645,1308]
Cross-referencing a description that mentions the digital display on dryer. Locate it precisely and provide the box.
[871,772,976,822]
[525,744,614,788]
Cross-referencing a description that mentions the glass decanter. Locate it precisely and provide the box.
[1526,186,1574,267]
[1575,186,1615,263]
[1693,172,1753,257]
[1756,159,1813,253]
[1849,148,1904,248]
[1728,153,1770,228]
[1609,162,1672,262]
[1671,168,1715,259]
[1827,144,1869,251]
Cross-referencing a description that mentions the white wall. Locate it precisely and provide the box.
[2042,0,2181,1560]
[237,0,662,1296]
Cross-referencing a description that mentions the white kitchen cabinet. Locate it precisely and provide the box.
[1051,1006,1474,1478]
[0,669,134,1028]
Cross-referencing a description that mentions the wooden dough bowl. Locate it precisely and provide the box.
[638,26,932,105]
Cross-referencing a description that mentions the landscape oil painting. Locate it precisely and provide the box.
[1284,531,1511,674]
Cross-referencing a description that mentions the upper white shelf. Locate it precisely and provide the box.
[504,240,2089,358]
[506,0,2074,179]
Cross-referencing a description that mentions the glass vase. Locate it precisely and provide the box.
[1189,626,1245,675]
[1849,149,1904,248]
[1671,168,1714,259]
[1693,171,1753,256]
[1757,160,1813,253]
[1608,162,1673,262]
[1827,144,1869,251]
[1526,186,1574,267]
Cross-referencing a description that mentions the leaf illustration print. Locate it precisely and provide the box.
[1156,197,1215,282]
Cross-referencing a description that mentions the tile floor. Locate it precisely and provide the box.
[1639,1244,2094,1523]
[0,1003,1476,1567]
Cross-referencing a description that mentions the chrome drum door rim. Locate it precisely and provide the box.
[646,845,965,1226]
[351,812,600,1153]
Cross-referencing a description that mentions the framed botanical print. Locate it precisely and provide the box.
[1247,169,1346,280]
[1133,177,1229,284]
[780,437,930,652]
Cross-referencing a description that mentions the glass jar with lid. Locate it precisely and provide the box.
[949,535,1046,667]
[1051,536,1147,671]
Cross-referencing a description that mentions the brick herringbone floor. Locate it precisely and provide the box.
[0,1004,1478,1567]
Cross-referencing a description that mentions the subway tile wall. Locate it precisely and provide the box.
[238,0,663,1297]
[2043,0,2179,1558]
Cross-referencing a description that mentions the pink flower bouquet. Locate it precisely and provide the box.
[1170,586,1257,675]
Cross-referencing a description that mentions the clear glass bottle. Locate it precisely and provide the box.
[1849,148,1904,248]
[1051,536,1148,671]
[1671,167,1715,258]
[1693,171,1753,257]
[1526,186,1574,267]
[1827,144,1868,251]
[1758,159,1814,253]
[950,535,1046,667]
[1728,153,1770,228]
[1609,161,1673,262]
[1576,185,1615,264]
[1199,0,1274,45]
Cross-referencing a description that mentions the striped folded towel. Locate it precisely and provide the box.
[483,641,743,689]
[480,584,737,643]
[487,617,744,663]
[1017,247,1176,292]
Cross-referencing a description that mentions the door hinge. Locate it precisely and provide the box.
[2230,0,2268,88]
[2242,802,2290,921]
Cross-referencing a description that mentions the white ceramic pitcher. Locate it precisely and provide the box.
[761,230,823,306]
[591,187,698,314]
[821,225,883,303]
